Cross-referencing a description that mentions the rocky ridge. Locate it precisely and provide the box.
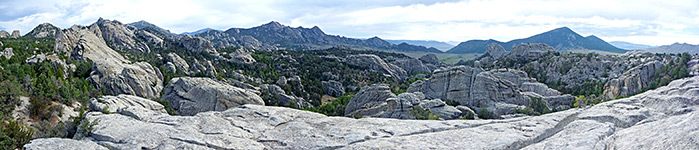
[26,23,60,38]
[55,22,164,99]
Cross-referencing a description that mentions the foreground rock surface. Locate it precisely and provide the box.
[26,75,699,149]
[162,77,264,115]
[90,94,166,113]
[23,138,106,150]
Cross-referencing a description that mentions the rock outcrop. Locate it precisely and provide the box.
[10,30,20,38]
[27,23,60,38]
[602,61,663,100]
[259,84,312,108]
[90,94,166,113]
[218,48,256,64]
[25,53,75,78]
[165,53,190,74]
[0,30,9,38]
[390,58,431,73]
[91,61,164,99]
[28,75,699,149]
[485,43,507,58]
[408,66,574,118]
[55,23,164,99]
[505,43,556,60]
[381,92,463,120]
[178,34,217,53]
[689,55,699,76]
[345,54,407,79]
[1,48,13,59]
[94,18,151,53]
[322,80,345,97]
[477,43,507,64]
[162,77,264,116]
[419,53,440,64]
[344,84,396,117]
[190,59,217,77]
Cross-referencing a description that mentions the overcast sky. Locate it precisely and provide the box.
[1,0,698,46]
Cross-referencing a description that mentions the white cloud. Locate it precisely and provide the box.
[0,0,698,46]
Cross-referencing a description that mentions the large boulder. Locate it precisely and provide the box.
[602,61,664,100]
[162,77,264,115]
[89,94,166,113]
[382,92,425,119]
[91,61,164,99]
[345,54,407,79]
[322,80,345,97]
[344,84,396,117]
[1,47,13,59]
[505,43,556,60]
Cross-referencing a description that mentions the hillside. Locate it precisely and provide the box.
[386,40,454,51]
[609,41,656,50]
[447,27,626,54]
[641,43,699,54]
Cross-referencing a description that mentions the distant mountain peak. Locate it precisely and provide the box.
[554,26,573,31]
[447,26,626,53]
[260,21,284,29]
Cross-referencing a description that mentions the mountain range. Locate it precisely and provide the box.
[447,27,626,54]
[129,21,442,53]
[641,43,699,54]
[609,41,656,50]
[181,28,220,35]
[385,40,454,51]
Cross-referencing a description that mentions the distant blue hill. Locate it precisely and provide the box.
[385,40,454,51]
[609,41,656,50]
[447,27,627,54]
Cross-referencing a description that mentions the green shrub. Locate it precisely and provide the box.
[152,98,178,115]
[410,106,439,120]
[302,95,351,116]
[477,108,491,119]
[445,99,460,107]
[75,118,99,140]
[515,97,550,116]
[0,119,34,149]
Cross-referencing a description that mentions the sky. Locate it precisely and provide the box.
[1,0,698,46]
